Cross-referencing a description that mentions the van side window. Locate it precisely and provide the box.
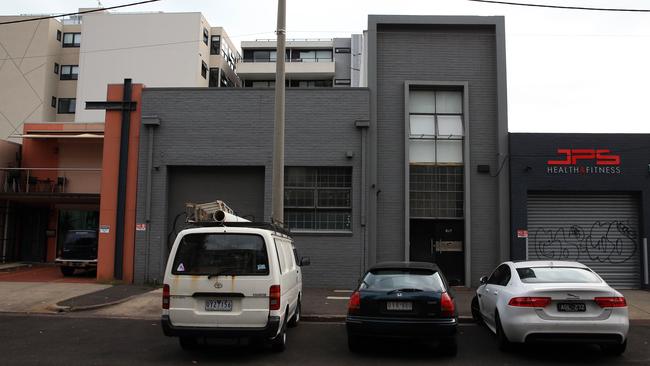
[282,241,295,271]
[274,238,285,274]
[292,246,299,265]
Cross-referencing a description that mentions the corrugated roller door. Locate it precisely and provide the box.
[527,193,641,289]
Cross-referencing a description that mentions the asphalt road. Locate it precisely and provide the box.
[1,314,650,365]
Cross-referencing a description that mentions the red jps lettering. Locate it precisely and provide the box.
[547,149,620,166]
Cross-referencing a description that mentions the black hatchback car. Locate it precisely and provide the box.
[345,262,458,355]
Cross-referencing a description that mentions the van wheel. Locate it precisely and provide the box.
[271,316,287,352]
[288,299,301,328]
[179,337,199,351]
[60,267,75,276]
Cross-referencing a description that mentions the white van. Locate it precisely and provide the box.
[161,224,310,351]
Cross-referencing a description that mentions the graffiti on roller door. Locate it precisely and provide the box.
[533,221,637,264]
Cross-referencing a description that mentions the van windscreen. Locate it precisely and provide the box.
[172,233,269,276]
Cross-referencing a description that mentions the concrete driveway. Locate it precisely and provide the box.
[0,281,110,313]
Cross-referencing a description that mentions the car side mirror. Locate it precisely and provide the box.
[479,275,488,285]
[300,257,311,266]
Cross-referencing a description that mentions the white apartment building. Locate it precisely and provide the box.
[236,36,365,88]
[0,9,240,134]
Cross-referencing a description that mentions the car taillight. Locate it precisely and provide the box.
[508,297,551,307]
[348,291,360,314]
[595,297,627,308]
[162,284,170,310]
[440,292,455,317]
[269,285,281,311]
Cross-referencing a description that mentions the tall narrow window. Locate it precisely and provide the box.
[210,35,221,55]
[201,61,207,79]
[54,63,59,74]
[208,68,219,87]
[202,28,209,45]
[56,30,61,41]
[408,89,464,218]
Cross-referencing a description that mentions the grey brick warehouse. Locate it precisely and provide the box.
[133,15,509,288]
[366,16,509,287]
[135,88,370,287]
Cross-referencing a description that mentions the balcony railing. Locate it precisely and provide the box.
[253,38,333,42]
[0,168,101,195]
[241,57,333,63]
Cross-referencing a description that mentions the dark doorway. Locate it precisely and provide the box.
[17,206,49,262]
[410,219,464,285]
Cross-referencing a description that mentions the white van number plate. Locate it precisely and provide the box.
[205,299,233,312]
[386,301,412,311]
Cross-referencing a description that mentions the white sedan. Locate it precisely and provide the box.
[472,260,629,355]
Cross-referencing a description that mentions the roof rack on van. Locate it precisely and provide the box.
[187,221,292,236]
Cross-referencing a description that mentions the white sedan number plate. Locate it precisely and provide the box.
[387,301,412,311]
[557,302,586,312]
[205,299,232,312]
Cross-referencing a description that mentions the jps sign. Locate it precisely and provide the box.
[546,149,621,175]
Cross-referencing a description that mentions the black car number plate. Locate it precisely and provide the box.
[557,302,586,312]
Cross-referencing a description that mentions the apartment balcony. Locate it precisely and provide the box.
[0,168,101,203]
[236,59,336,80]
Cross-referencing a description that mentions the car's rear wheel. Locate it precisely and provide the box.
[288,299,301,328]
[179,336,199,351]
[495,312,512,352]
[439,336,458,357]
[347,334,361,352]
[601,340,627,356]
[271,315,287,352]
[471,296,482,324]
[60,266,75,276]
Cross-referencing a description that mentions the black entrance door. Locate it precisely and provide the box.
[410,219,464,285]
[18,206,49,262]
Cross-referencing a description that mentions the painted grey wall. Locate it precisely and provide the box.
[167,166,265,229]
[135,88,370,288]
[367,16,509,286]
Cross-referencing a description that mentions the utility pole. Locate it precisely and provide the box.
[271,0,286,225]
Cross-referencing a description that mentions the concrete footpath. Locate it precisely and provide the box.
[1,282,650,323]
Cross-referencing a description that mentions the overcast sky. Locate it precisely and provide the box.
[3,0,650,133]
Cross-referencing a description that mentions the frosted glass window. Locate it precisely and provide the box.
[436,140,463,163]
[409,91,435,114]
[409,140,436,163]
[437,116,463,137]
[409,115,435,136]
[435,91,462,114]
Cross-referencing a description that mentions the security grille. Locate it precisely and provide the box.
[527,193,641,289]
[285,167,352,231]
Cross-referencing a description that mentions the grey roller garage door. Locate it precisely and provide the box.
[527,193,641,289]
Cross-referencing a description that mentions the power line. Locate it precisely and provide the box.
[0,0,161,25]
[0,31,279,62]
[467,0,650,12]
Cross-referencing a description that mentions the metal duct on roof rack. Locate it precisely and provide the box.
[185,200,239,223]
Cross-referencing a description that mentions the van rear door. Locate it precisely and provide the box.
[167,232,273,328]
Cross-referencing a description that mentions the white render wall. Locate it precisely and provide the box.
[75,12,208,122]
